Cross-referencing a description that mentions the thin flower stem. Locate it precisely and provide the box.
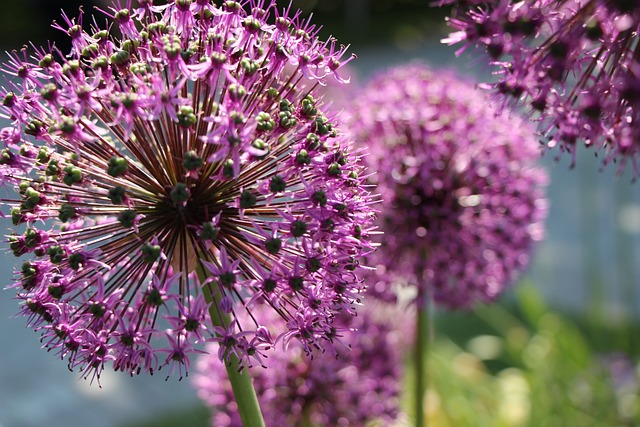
[414,254,431,427]
[414,299,429,427]
[300,406,314,427]
[200,268,266,427]
[218,346,265,427]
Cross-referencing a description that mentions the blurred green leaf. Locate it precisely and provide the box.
[516,281,548,326]
[120,404,210,427]
[422,284,640,427]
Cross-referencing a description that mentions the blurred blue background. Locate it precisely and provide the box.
[1,1,639,426]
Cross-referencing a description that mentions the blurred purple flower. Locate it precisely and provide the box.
[601,352,639,394]
[194,301,410,426]
[441,0,640,176]
[0,0,376,381]
[347,63,548,309]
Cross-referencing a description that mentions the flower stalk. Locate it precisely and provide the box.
[200,268,265,427]
[414,292,429,427]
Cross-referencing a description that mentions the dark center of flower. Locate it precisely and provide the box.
[394,180,463,231]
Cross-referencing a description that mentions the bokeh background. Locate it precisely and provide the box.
[0,1,639,426]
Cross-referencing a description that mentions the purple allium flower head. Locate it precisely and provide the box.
[347,64,548,309]
[194,301,409,427]
[0,1,375,381]
[441,0,640,176]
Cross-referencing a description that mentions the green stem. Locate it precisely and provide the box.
[201,272,265,427]
[415,300,429,427]
[300,406,314,427]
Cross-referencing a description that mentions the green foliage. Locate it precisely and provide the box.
[120,404,210,427]
[416,283,640,427]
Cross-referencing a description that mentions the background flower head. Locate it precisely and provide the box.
[347,63,548,309]
[194,300,410,427]
[442,0,640,177]
[0,0,375,381]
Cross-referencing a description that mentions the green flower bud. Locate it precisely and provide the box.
[170,183,190,203]
[107,156,128,177]
[290,220,307,237]
[289,276,304,292]
[58,203,77,222]
[295,149,311,165]
[177,106,197,127]
[110,50,130,66]
[48,245,66,264]
[239,190,257,209]
[265,237,282,255]
[118,209,137,228]
[63,164,83,186]
[327,163,341,176]
[312,190,327,206]
[141,243,162,263]
[48,285,64,299]
[68,253,85,270]
[269,175,286,193]
[108,186,126,204]
[182,150,203,171]
[200,222,220,241]
[219,271,236,288]
[23,187,41,210]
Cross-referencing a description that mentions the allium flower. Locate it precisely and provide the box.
[0,1,374,381]
[194,302,409,427]
[441,0,640,176]
[347,64,547,309]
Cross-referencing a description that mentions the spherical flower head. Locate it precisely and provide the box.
[442,0,640,177]
[0,1,375,381]
[347,63,548,309]
[194,301,410,426]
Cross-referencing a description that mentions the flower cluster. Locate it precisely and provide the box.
[347,64,547,309]
[441,0,640,176]
[0,0,375,381]
[194,302,409,427]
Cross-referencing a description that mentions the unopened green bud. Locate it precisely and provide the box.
[62,164,82,186]
[327,163,341,176]
[269,175,286,193]
[265,238,282,255]
[177,106,197,127]
[239,190,257,209]
[170,183,190,203]
[290,220,307,238]
[200,222,219,241]
[295,149,311,165]
[107,156,128,177]
[58,203,76,222]
[48,245,66,264]
[108,186,126,204]
[68,253,84,270]
[118,209,137,228]
[182,150,203,171]
[141,243,162,263]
